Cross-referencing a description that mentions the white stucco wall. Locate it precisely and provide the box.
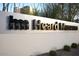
[0,12,79,56]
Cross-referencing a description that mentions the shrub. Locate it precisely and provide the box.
[63,45,71,51]
[78,43,79,46]
[49,50,57,56]
[71,43,78,48]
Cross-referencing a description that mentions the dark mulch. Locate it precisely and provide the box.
[37,47,79,56]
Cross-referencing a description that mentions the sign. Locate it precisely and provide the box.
[0,12,79,56]
[8,15,78,30]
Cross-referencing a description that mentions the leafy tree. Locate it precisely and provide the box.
[2,3,9,11]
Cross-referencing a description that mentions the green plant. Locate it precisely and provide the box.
[49,50,57,56]
[71,43,78,48]
[63,45,71,51]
